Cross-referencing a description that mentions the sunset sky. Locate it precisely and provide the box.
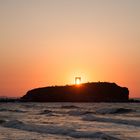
[0,0,140,98]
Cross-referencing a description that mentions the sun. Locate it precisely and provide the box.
[75,77,81,85]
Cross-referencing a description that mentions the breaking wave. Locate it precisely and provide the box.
[0,120,120,139]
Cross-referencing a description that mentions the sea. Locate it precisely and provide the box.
[0,102,139,140]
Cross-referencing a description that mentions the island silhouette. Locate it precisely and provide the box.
[21,82,129,102]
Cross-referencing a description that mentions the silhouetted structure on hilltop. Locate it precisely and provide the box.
[21,82,129,102]
[75,77,81,84]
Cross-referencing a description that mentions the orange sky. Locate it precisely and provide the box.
[0,0,140,98]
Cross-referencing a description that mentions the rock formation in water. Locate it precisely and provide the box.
[21,82,129,102]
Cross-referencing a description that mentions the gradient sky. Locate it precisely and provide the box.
[0,0,140,97]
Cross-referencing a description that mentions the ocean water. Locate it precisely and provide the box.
[0,102,139,140]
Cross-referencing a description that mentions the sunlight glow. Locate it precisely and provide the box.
[75,77,81,85]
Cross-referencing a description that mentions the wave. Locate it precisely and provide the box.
[39,109,57,116]
[82,114,140,127]
[60,105,79,109]
[1,120,120,139]
[40,109,53,114]
[1,120,74,134]
[0,120,6,124]
[96,107,133,114]
[68,110,93,116]
[69,131,120,139]
[0,108,27,113]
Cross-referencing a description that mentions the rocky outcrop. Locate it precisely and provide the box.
[21,82,129,102]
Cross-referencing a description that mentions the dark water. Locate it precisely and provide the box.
[0,102,140,140]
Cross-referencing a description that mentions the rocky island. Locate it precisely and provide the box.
[21,82,129,102]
